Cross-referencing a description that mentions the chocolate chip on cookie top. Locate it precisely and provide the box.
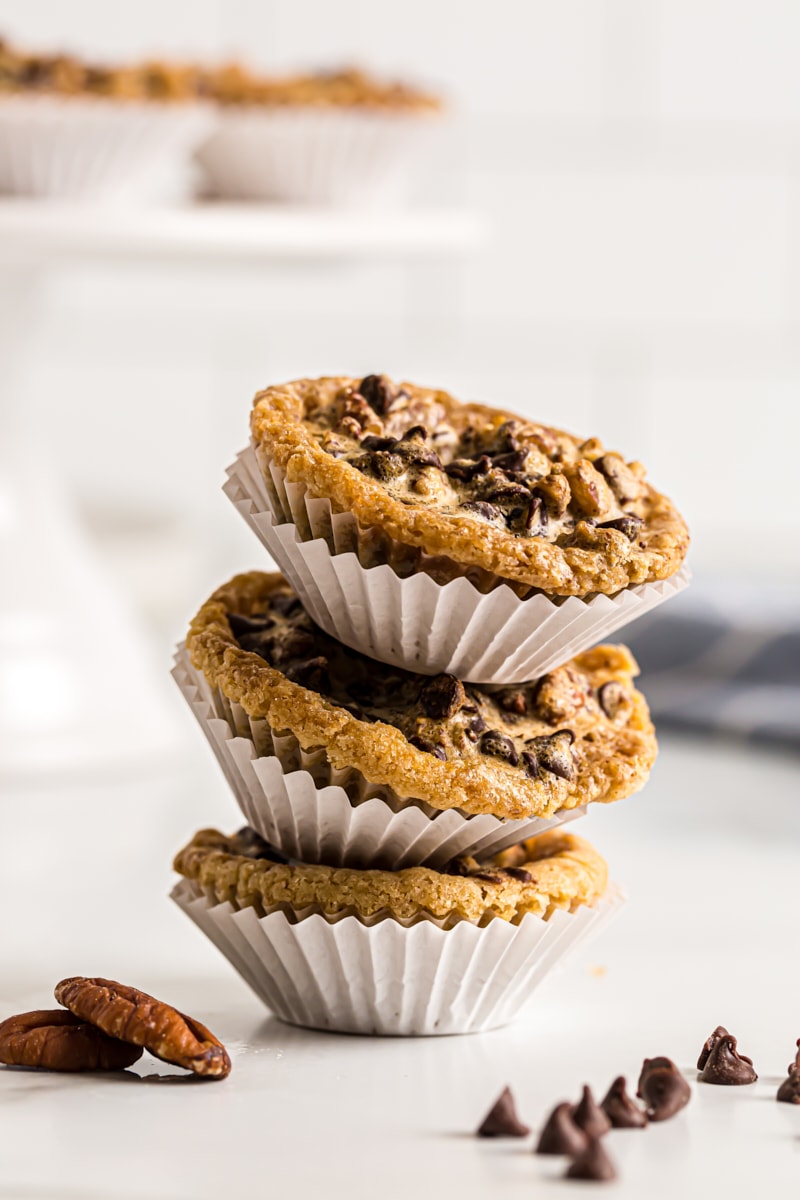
[250,375,689,595]
[228,579,636,787]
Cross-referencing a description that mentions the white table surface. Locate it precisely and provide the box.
[1,733,798,1199]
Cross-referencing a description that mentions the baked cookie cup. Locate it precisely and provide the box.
[196,67,441,205]
[178,571,657,868]
[234,376,689,681]
[171,826,623,1036]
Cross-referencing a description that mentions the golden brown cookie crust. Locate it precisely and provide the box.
[186,571,657,821]
[250,376,689,597]
[174,827,609,923]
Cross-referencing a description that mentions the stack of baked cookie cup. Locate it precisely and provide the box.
[171,374,689,1036]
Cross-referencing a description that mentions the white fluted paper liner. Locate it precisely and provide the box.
[224,446,691,683]
[171,879,625,1036]
[196,107,438,205]
[0,95,215,200]
[173,645,586,869]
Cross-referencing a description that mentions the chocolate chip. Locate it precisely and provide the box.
[525,493,548,535]
[466,714,488,742]
[480,730,519,766]
[777,1071,800,1104]
[504,867,532,883]
[268,593,303,618]
[394,441,443,469]
[565,1138,617,1183]
[461,500,503,522]
[521,751,539,778]
[444,455,491,482]
[600,1077,648,1128]
[353,450,406,481]
[399,425,428,441]
[409,734,447,760]
[598,680,628,719]
[490,449,528,473]
[227,612,276,640]
[285,656,328,691]
[482,482,533,506]
[493,419,521,453]
[524,730,575,780]
[596,515,644,541]
[418,674,467,720]
[786,1038,800,1076]
[472,871,506,884]
[358,374,397,415]
[697,1028,757,1085]
[230,827,289,864]
[572,1085,611,1139]
[636,1057,691,1122]
[360,434,397,452]
[476,1086,530,1138]
[499,690,527,716]
[535,1102,588,1156]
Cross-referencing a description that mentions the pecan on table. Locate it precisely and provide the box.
[0,1008,143,1072]
[54,978,231,1079]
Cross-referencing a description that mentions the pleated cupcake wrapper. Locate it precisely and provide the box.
[173,645,586,869]
[171,878,625,1036]
[224,446,691,683]
[0,95,215,200]
[196,107,438,205]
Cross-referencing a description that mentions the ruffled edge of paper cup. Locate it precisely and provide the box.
[173,645,586,869]
[224,446,691,683]
[171,878,625,1036]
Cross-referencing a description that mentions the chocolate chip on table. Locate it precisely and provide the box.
[476,1086,530,1137]
[596,515,644,541]
[777,1071,800,1104]
[357,373,398,416]
[535,1102,588,1156]
[572,1085,612,1139]
[696,1027,757,1085]
[409,734,447,760]
[600,1076,648,1128]
[524,730,575,781]
[418,674,467,720]
[786,1039,800,1076]
[480,730,519,766]
[636,1057,691,1121]
[461,500,503,522]
[565,1137,618,1183]
[444,455,491,482]
[227,612,276,640]
[598,680,628,719]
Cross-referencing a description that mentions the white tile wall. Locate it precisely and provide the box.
[1,0,797,640]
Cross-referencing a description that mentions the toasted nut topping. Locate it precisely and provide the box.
[54,978,231,1080]
[0,1009,143,1072]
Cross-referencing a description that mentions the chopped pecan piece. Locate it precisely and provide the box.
[0,1009,143,1072]
[533,667,585,723]
[535,472,571,518]
[54,978,231,1080]
[565,460,616,519]
[594,453,645,504]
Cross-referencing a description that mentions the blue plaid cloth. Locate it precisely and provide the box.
[622,578,800,751]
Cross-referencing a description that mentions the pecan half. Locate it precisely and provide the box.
[0,1009,142,1072]
[54,978,231,1080]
